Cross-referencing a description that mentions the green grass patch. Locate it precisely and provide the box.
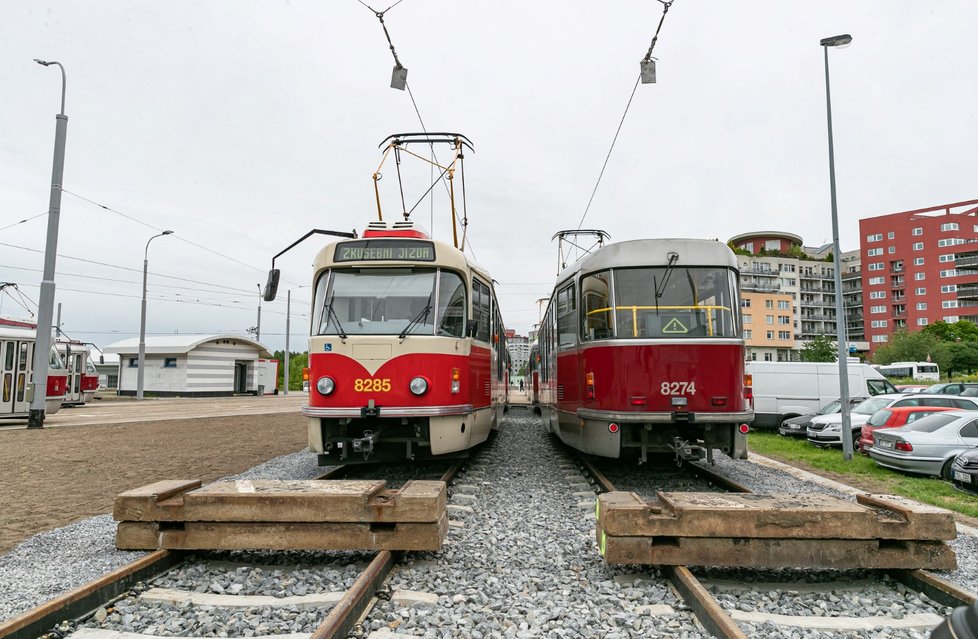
[749,432,978,519]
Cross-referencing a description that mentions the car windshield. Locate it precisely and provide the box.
[818,400,842,415]
[313,267,467,337]
[853,397,892,415]
[904,413,961,433]
[867,409,892,427]
[924,383,948,393]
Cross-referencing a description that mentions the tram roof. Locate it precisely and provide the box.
[0,326,36,340]
[556,238,738,284]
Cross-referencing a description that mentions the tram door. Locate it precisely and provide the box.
[64,351,83,403]
[1,340,32,415]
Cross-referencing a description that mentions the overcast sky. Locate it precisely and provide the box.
[2,1,976,354]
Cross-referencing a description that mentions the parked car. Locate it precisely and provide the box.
[951,448,978,494]
[779,397,866,438]
[807,394,978,448]
[869,411,978,479]
[859,406,957,455]
[895,384,929,394]
[921,382,978,395]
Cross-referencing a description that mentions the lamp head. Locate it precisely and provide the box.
[162,230,174,236]
[34,58,52,66]
[820,34,852,48]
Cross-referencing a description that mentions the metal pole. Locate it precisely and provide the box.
[27,60,67,430]
[56,303,62,339]
[137,231,173,400]
[824,42,853,461]
[256,284,262,342]
[284,289,290,396]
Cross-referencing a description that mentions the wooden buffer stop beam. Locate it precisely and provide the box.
[114,479,447,552]
[595,491,958,570]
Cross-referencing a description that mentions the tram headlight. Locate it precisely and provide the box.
[409,376,429,396]
[316,376,335,396]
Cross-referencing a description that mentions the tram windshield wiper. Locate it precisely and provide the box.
[654,252,680,302]
[326,302,348,339]
[399,303,433,340]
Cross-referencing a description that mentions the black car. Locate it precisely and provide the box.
[951,448,978,495]
[778,397,867,438]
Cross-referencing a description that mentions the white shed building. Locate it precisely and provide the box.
[103,334,275,397]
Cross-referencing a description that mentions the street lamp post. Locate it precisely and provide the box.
[821,33,854,461]
[283,289,290,396]
[256,284,262,342]
[137,230,174,400]
[27,59,68,430]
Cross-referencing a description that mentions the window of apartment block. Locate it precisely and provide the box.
[744,329,752,339]
[913,257,925,266]
[764,352,773,361]
[869,291,886,299]
[778,316,791,325]
[945,315,960,323]
[912,227,923,236]
[943,300,959,309]
[917,318,929,326]
[888,246,896,254]
[915,287,926,295]
[913,242,924,250]
[872,334,889,343]
[917,302,928,310]
[939,254,955,263]
[777,300,790,309]
[915,272,926,280]
[866,233,883,242]
[868,276,884,285]
[871,320,888,328]
[778,331,790,340]
[743,314,752,324]
[867,263,883,271]
[765,299,773,308]
[940,269,958,278]
[938,238,966,247]
[741,299,751,308]
[867,248,882,257]
[941,284,958,293]
[941,222,960,231]
[765,240,780,251]
[766,331,774,339]
[870,305,885,313]
[765,315,774,324]
[887,231,895,239]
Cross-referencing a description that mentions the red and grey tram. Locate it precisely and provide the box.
[55,340,99,406]
[1,326,68,418]
[538,237,752,463]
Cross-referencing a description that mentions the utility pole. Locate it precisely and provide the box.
[284,289,290,396]
[256,283,262,342]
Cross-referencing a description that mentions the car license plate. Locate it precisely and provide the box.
[878,440,893,449]
[955,471,971,483]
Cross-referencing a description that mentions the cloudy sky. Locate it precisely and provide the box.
[2,1,975,353]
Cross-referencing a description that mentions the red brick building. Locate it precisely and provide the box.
[860,199,978,355]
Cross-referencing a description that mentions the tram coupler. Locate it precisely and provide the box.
[671,437,705,463]
[353,429,381,457]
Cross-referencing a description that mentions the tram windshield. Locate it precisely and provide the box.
[581,266,740,340]
[314,267,467,337]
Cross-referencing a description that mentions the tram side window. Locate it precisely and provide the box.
[581,271,612,341]
[472,279,491,342]
[437,271,466,337]
[557,284,576,348]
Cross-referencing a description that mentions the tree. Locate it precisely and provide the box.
[872,330,950,372]
[947,341,978,378]
[272,350,309,391]
[921,320,978,343]
[800,334,837,362]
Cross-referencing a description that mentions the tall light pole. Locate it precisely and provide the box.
[256,284,262,342]
[821,33,854,460]
[137,230,174,399]
[283,288,290,396]
[27,59,68,430]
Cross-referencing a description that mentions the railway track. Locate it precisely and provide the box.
[0,460,466,639]
[575,452,977,637]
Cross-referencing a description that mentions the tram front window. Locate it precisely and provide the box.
[611,267,739,338]
[315,268,466,337]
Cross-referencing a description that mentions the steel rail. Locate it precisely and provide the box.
[574,453,745,639]
[0,550,185,639]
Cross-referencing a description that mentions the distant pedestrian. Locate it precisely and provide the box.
[519,379,524,392]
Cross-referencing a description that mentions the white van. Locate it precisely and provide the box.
[746,361,898,430]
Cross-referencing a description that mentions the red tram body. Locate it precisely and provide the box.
[539,238,752,462]
[1,326,68,418]
[301,221,509,463]
[55,340,99,406]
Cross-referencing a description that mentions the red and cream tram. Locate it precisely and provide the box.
[1,326,68,418]
[289,220,509,463]
[55,340,99,406]
[538,236,752,463]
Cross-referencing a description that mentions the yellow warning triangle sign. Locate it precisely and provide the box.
[662,318,688,334]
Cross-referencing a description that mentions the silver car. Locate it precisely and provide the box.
[869,411,978,479]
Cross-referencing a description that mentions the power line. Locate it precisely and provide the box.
[0,212,48,233]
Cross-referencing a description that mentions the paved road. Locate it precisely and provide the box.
[1,393,308,429]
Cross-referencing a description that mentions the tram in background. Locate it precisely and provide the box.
[527,343,541,413]
[538,234,752,463]
[263,133,509,463]
[874,361,940,382]
[54,340,99,406]
[1,326,68,418]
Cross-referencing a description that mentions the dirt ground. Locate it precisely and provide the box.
[0,412,308,554]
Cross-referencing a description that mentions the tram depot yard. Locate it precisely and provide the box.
[0,394,976,638]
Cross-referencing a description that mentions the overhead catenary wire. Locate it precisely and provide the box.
[0,212,48,233]
[576,0,676,231]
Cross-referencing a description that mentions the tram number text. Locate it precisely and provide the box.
[354,378,392,392]
[660,381,696,395]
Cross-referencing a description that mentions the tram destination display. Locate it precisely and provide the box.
[334,239,436,263]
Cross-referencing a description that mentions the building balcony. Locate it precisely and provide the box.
[742,282,782,293]
[955,254,978,270]
[956,283,978,299]
[800,272,833,280]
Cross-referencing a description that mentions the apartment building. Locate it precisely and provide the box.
[729,231,863,361]
[505,329,530,376]
[859,200,978,355]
